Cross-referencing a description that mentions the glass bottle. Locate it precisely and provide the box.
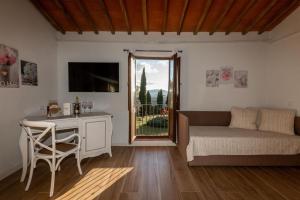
[73,96,81,116]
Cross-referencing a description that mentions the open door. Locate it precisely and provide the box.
[168,54,181,143]
[128,53,136,144]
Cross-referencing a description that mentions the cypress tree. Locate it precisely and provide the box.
[139,68,147,116]
[146,91,151,105]
[146,91,152,115]
[139,68,147,105]
[157,89,163,105]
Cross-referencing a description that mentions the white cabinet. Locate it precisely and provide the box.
[85,120,106,151]
[79,115,112,160]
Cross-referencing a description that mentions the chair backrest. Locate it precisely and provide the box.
[20,120,57,156]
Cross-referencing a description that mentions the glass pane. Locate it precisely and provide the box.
[134,59,169,137]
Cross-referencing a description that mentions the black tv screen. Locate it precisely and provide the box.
[68,62,119,92]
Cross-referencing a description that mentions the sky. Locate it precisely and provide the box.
[135,59,169,91]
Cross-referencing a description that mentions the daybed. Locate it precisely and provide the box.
[177,111,300,166]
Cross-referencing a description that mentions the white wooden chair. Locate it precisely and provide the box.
[20,120,82,197]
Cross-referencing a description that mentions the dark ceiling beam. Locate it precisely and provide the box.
[119,0,131,34]
[161,0,169,35]
[193,0,213,35]
[242,0,278,35]
[99,0,115,34]
[142,0,148,34]
[225,0,256,35]
[258,1,299,34]
[177,0,190,35]
[54,0,82,34]
[76,0,99,34]
[209,0,235,35]
[30,0,65,34]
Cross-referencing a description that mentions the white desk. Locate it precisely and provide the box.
[19,112,113,182]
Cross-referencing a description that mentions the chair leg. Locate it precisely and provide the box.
[76,151,82,175]
[25,159,35,191]
[33,159,37,168]
[49,165,55,197]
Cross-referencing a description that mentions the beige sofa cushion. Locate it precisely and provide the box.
[258,108,296,135]
[229,107,258,130]
[187,126,300,161]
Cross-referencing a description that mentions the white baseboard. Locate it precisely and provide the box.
[112,142,130,146]
[112,140,176,146]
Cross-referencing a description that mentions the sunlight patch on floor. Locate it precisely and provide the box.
[55,167,133,200]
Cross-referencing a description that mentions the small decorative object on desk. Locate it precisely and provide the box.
[73,96,81,116]
[47,100,61,117]
[40,105,46,115]
[63,103,72,116]
[87,101,93,112]
[82,101,87,113]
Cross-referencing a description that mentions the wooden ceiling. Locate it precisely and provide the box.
[31,0,300,35]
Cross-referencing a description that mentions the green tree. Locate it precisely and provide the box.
[146,91,152,114]
[146,91,151,105]
[155,89,164,115]
[139,68,147,116]
[139,68,147,104]
[157,89,163,105]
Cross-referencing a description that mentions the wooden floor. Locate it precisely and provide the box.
[1,147,300,200]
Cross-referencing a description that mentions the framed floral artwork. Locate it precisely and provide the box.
[234,70,248,88]
[206,70,220,87]
[21,60,38,86]
[0,44,19,88]
[220,66,233,84]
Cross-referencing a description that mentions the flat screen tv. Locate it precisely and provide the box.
[68,62,119,92]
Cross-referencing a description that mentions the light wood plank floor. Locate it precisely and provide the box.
[1,147,300,200]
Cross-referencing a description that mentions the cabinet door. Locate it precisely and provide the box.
[85,119,106,152]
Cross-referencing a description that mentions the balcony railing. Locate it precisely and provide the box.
[135,104,168,136]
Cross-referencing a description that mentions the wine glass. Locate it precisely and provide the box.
[87,101,93,112]
[40,105,46,116]
[82,101,87,113]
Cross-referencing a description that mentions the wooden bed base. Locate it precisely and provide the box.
[177,111,300,166]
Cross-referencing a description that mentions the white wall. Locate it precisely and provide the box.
[57,41,267,145]
[266,33,300,112]
[266,8,300,113]
[0,0,57,179]
[269,8,300,42]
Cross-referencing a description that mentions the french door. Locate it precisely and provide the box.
[128,53,180,144]
[168,54,181,142]
[128,53,136,143]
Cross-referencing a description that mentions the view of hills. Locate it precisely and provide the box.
[148,89,168,97]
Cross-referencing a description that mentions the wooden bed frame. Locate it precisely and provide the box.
[177,111,300,166]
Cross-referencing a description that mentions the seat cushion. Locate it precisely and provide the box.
[39,143,77,155]
[186,126,300,162]
[229,107,258,130]
[258,108,296,135]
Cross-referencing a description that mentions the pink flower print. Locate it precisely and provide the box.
[0,55,9,65]
[7,55,16,65]
[222,71,231,81]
